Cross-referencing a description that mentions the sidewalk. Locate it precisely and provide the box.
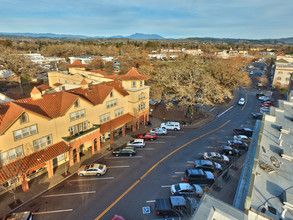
[0,92,238,217]
[0,118,162,218]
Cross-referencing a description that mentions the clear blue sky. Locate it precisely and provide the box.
[0,0,293,39]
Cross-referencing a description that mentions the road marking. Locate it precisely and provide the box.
[161,185,171,188]
[106,156,143,159]
[146,142,166,144]
[68,177,114,182]
[169,131,184,133]
[187,161,194,164]
[95,120,231,220]
[136,148,155,150]
[159,136,176,138]
[241,93,248,111]
[43,191,96,197]
[174,172,184,174]
[209,107,216,112]
[217,106,233,118]
[146,200,156,203]
[107,165,130,168]
[33,209,73,214]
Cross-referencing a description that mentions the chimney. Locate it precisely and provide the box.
[30,87,42,100]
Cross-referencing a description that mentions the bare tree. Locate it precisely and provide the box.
[0,47,39,95]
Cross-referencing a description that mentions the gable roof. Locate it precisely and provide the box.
[36,84,50,92]
[67,59,87,68]
[67,80,128,105]
[108,68,149,81]
[13,91,79,119]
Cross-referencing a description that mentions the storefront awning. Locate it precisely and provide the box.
[100,113,134,134]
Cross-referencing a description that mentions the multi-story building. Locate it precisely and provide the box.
[272,55,293,88]
[0,67,150,193]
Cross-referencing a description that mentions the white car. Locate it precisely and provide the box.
[78,163,107,176]
[150,127,167,135]
[233,135,250,142]
[127,139,145,148]
[202,152,229,164]
[170,183,203,197]
[160,122,180,131]
[238,98,245,105]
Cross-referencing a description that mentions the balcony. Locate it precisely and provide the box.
[62,124,100,142]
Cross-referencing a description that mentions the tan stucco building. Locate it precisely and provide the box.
[0,66,150,193]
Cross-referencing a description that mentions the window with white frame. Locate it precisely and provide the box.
[106,99,117,108]
[140,81,143,87]
[33,135,52,151]
[100,113,110,123]
[13,124,38,141]
[57,154,65,161]
[0,146,23,164]
[115,108,124,117]
[138,103,146,111]
[69,121,88,136]
[74,99,80,108]
[139,93,146,101]
[132,81,136,88]
[70,109,85,121]
[19,113,29,124]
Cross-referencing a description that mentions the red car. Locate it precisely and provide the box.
[136,132,157,141]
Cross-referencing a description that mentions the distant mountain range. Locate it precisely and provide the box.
[0,32,293,44]
[0,32,165,40]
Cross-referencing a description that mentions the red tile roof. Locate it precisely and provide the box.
[67,59,87,68]
[0,141,70,182]
[36,84,50,92]
[53,83,63,86]
[113,67,149,80]
[100,113,134,134]
[67,80,128,105]
[89,69,106,76]
[80,79,88,85]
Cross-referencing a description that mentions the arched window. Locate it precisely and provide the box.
[20,113,29,124]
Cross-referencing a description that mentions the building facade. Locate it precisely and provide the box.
[0,67,150,194]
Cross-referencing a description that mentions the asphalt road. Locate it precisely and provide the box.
[14,88,261,220]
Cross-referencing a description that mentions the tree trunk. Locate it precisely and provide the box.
[18,76,25,95]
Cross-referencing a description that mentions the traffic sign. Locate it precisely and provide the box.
[142,206,151,214]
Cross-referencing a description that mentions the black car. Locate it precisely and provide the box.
[182,169,215,185]
[233,128,253,137]
[219,146,239,156]
[194,160,222,173]
[252,112,263,119]
[112,146,136,157]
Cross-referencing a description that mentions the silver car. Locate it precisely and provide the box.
[170,183,203,197]
[78,163,107,176]
[150,127,167,135]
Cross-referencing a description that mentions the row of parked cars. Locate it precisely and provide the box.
[155,126,254,218]
[252,95,273,119]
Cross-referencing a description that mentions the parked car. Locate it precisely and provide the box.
[160,122,180,131]
[260,107,270,113]
[127,139,145,148]
[202,152,229,164]
[263,101,273,106]
[170,183,203,197]
[252,112,263,119]
[112,146,136,157]
[155,196,198,218]
[3,211,33,220]
[78,163,107,176]
[233,128,253,137]
[233,135,250,142]
[182,169,215,185]
[258,96,269,101]
[228,139,248,150]
[194,160,222,173]
[150,127,167,135]
[219,146,239,156]
[238,98,245,106]
[136,132,157,141]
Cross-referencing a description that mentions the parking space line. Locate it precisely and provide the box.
[43,191,96,197]
[217,106,233,118]
[158,136,176,138]
[147,142,166,144]
[146,200,156,203]
[136,148,155,150]
[169,131,184,133]
[68,177,114,182]
[105,156,143,159]
[107,165,130,168]
[161,185,171,188]
[174,172,184,174]
[33,209,73,214]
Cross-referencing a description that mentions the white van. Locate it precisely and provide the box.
[160,122,180,131]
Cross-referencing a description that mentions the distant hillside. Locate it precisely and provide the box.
[0,32,165,40]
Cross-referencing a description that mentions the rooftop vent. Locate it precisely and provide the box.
[283,190,293,210]
[259,163,276,174]
[280,148,293,161]
[281,128,290,134]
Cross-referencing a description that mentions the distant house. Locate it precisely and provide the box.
[272,55,293,88]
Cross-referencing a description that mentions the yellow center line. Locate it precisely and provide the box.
[95,119,231,220]
[241,93,248,111]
